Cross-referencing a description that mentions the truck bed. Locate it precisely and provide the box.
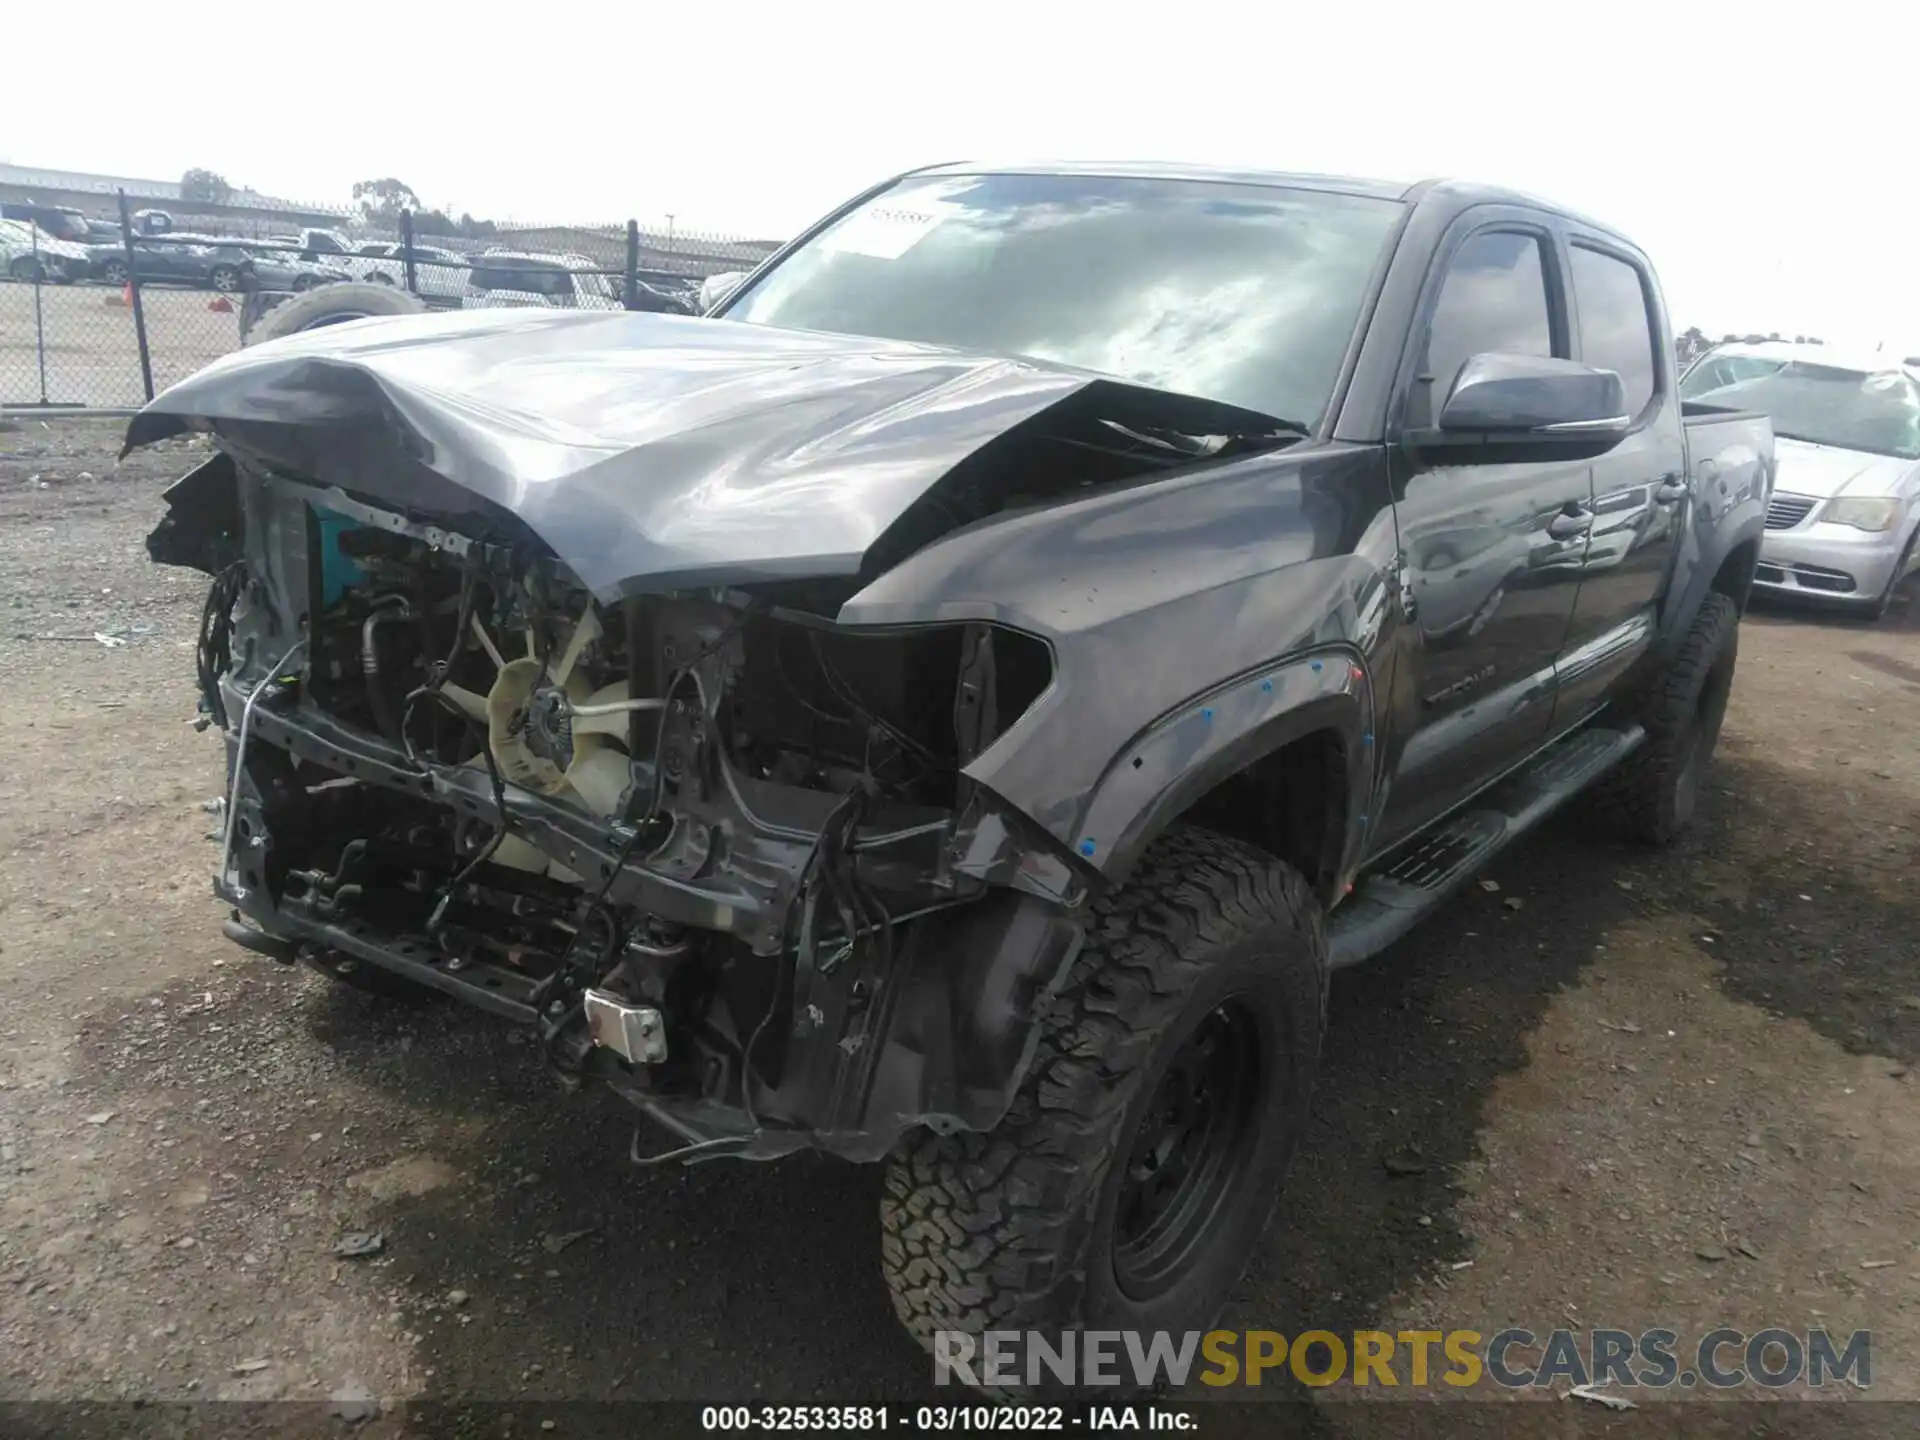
[1682,403,1773,500]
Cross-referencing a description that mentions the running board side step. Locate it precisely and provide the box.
[1327,724,1645,969]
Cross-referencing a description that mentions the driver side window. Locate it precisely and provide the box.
[1412,230,1557,427]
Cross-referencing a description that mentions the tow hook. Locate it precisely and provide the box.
[583,990,668,1064]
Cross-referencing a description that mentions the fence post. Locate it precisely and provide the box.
[400,209,418,294]
[625,220,640,310]
[28,227,49,405]
[116,189,154,402]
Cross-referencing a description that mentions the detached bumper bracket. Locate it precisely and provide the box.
[584,990,669,1064]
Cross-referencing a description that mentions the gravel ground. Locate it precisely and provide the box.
[2,417,1919,1438]
[1,282,242,408]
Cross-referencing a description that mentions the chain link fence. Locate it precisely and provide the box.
[1,190,779,410]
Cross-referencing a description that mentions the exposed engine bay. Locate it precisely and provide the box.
[187,464,1086,1163]
[132,306,1362,1164]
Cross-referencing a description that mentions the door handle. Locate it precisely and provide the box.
[1547,509,1593,539]
[1654,473,1688,503]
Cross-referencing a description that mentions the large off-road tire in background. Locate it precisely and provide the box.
[1588,591,1740,846]
[247,281,425,346]
[881,827,1328,1387]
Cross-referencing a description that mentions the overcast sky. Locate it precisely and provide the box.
[12,1,1914,348]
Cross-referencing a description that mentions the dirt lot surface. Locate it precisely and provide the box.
[3,418,1918,1437]
[1,281,242,408]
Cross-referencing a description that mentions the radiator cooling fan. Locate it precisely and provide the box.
[434,604,641,877]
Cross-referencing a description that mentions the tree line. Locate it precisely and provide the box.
[180,169,498,239]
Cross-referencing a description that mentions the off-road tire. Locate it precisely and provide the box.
[248,280,425,345]
[880,826,1327,1390]
[1587,592,1739,845]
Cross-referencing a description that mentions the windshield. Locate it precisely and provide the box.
[722,172,1405,426]
[1686,362,1920,460]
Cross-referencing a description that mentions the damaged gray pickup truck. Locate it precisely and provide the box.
[136,163,1773,1364]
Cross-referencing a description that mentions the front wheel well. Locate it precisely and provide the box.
[1170,728,1347,902]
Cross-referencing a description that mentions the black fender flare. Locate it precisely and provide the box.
[1071,645,1377,893]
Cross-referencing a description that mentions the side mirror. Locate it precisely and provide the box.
[1416,353,1630,458]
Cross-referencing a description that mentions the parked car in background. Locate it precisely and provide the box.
[295,227,353,258]
[542,253,691,312]
[351,241,468,298]
[698,269,747,311]
[298,229,468,299]
[91,237,348,293]
[247,249,353,292]
[0,218,92,282]
[0,202,92,245]
[91,236,243,291]
[634,267,703,309]
[461,251,625,310]
[1682,342,1920,618]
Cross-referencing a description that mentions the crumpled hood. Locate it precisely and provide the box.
[1772,435,1919,500]
[125,307,1145,600]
